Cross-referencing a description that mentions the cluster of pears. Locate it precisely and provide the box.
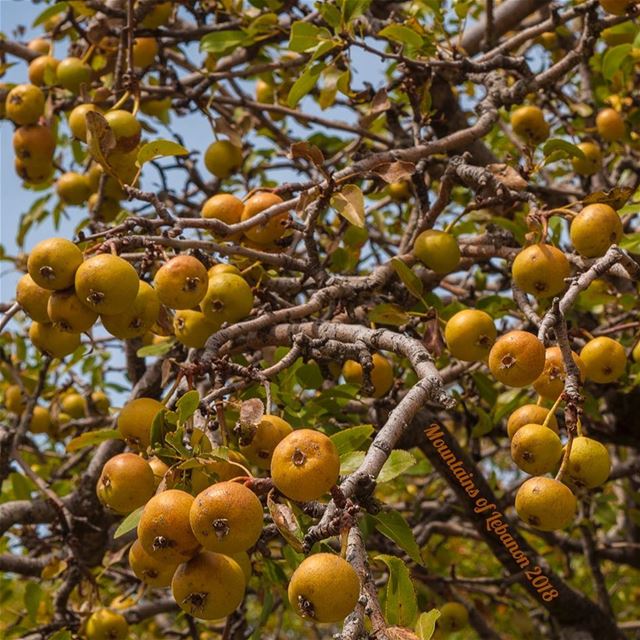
[93,397,360,631]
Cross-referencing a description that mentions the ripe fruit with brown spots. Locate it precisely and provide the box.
[68,103,102,142]
[13,124,56,162]
[288,553,360,623]
[6,84,45,125]
[240,192,288,245]
[533,346,586,401]
[138,489,200,563]
[342,353,394,398]
[200,273,253,327]
[570,204,623,258]
[128,539,179,588]
[173,309,218,348]
[444,309,496,362]
[16,274,51,323]
[74,254,140,314]
[512,243,570,298]
[28,238,83,290]
[104,109,141,152]
[507,404,558,439]
[239,414,293,469]
[190,481,263,554]
[271,429,340,502]
[97,453,155,514]
[117,397,163,449]
[56,57,92,93]
[413,229,461,274]
[15,157,54,184]
[29,322,81,358]
[510,106,549,143]
[171,550,245,620]
[511,424,563,475]
[101,281,160,339]
[515,476,576,531]
[438,602,469,633]
[563,437,611,489]
[572,141,602,176]
[204,140,243,179]
[154,256,208,310]
[596,108,625,142]
[580,336,626,383]
[85,608,128,640]
[488,331,545,388]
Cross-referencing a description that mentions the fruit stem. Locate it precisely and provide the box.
[444,211,467,234]
[81,44,96,65]
[555,432,574,483]
[543,394,563,430]
[576,417,583,438]
[110,90,131,113]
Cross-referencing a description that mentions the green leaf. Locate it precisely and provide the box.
[319,3,341,28]
[602,44,632,81]
[542,138,586,162]
[287,62,325,107]
[48,632,72,640]
[136,339,175,358]
[137,139,188,166]
[331,184,365,227]
[378,24,423,49]
[66,429,122,452]
[620,232,640,254]
[289,22,331,52]
[368,303,411,327]
[10,472,35,500]
[375,554,418,627]
[200,30,246,53]
[415,609,441,640]
[33,2,68,27]
[471,406,494,437]
[267,492,304,552]
[391,258,424,299]
[16,194,51,248]
[331,424,374,456]
[342,0,372,23]
[24,581,42,622]
[340,450,365,475]
[373,510,423,565]
[295,363,324,389]
[176,390,200,425]
[378,450,416,483]
[113,505,144,538]
[471,372,498,405]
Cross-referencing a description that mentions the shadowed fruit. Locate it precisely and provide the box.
[438,602,469,633]
[85,608,128,640]
[47,289,97,333]
[102,281,160,339]
[117,397,163,449]
[444,309,496,361]
[16,274,51,323]
[29,405,52,434]
[596,108,625,142]
[510,105,549,143]
[29,322,81,358]
[231,551,252,583]
[154,256,208,310]
[570,203,623,258]
[74,254,140,314]
[148,456,170,488]
[241,192,288,245]
[132,37,158,68]
[533,346,586,400]
[488,331,545,387]
[515,476,576,531]
[507,404,558,439]
[129,539,179,588]
[28,238,83,290]
[138,489,200,563]
[141,1,172,27]
[512,243,570,298]
[271,429,340,502]
[60,392,87,419]
[413,229,461,274]
[342,353,394,398]
[191,450,250,493]
[104,110,141,152]
[208,263,241,278]
[572,142,602,176]
[580,336,626,383]
[4,385,25,414]
[288,553,360,623]
[388,181,412,201]
[202,193,244,238]
[56,172,91,206]
[91,391,110,415]
[563,437,611,489]
[240,414,293,469]
[599,0,632,15]
[69,103,102,142]
[200,273,253,326]
[88,193,121,222]
[15,157,54,184]
[97,452,155,514]
[204,140,243,178]
[6,84,45,125]
[511,424,563,475]
[56,57,92,93]
[190,481,263,554]
[13,124,56,161]
[174,309,218,348]
[172,550,245,620]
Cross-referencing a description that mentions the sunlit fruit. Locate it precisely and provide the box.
[97,452,155,514]
[563,436,611,489]
[74,254,140,314]
[129,539,179,588]
[174,310,218,348]
[27,38,51,56]
[572,141,602,176]
[202,193,244,238]
[241,192,288,245]
[570,203,623,258]
[28,238,83,291]
[512,243,570,298]
[510,106,549,143]
[342,353,394,398]
[6,84,45,125]
[68,103,102,142]
[596,108,625,142]
[171,550,245,620]
[413,229,461,274]
[444,309,496,361]
[16,274,51,323]
[56,172,91,205]
[239,414,293,469]
[29,322,81,358]
[154,255,208,310]
[13,124,56,161]
[56,57,92,93]
[511,424,563,475]
[117,397,163,449]
[101,281,160,339]
[288,553,360,623]
[204,140,243,178]
[515,476,576,531]
[533,346,586,400]
[85,608,128,640]
[28,55,59,86]
[580,336,626,383]
[104,109,141,152]
[271,429,340,502]
[489,331,545,387]
[507,404,558,439]
[132,37,158,68]
[438,602,469,633]
[200,273,253,326]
